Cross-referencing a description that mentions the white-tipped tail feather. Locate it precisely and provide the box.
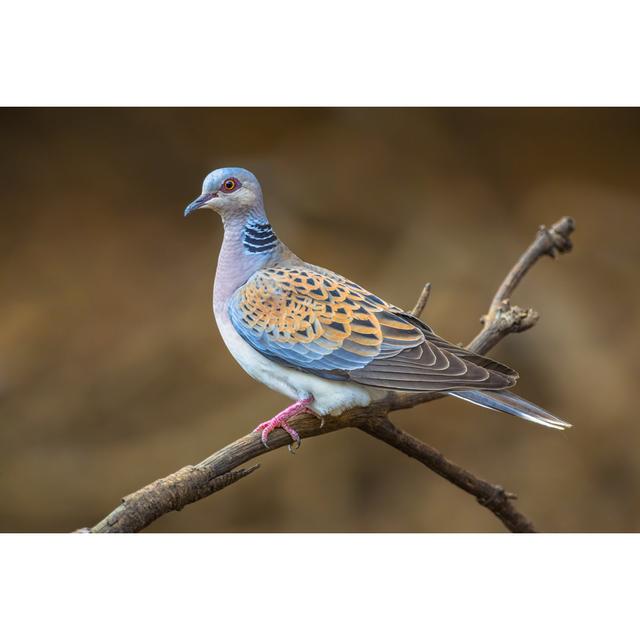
[449,389,572,430]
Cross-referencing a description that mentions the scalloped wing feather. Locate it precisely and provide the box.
[228,266,517,392]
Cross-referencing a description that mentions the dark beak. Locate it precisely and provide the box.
[184,193,215,217]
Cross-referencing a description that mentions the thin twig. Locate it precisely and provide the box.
[410,282,432,318]
[86,216,575,533]
[468,216,575,354]
[388,216,576,412]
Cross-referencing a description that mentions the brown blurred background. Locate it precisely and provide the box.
[1,108,639,532]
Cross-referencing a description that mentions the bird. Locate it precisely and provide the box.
[184,167,571,449]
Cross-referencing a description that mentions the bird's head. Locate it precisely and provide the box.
[184,167,264,219]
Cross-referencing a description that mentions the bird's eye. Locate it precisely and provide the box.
[221,178,240,193]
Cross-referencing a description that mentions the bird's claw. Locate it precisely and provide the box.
[282,422,301,453]
[253,397,311,452]
[254,419,301,451]
[287,437,301,454]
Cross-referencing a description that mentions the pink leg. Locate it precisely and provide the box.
[254,397,314,450]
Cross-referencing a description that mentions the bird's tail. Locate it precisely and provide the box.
[449,389,572,430]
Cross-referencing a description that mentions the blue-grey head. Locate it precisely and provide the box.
[184,167,264,219]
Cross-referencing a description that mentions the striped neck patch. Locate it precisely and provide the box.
[243,220,278,254]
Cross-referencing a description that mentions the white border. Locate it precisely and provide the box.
[1,534,638,639]
[1,1,639,105]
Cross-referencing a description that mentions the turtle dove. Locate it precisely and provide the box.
[184,168,570,449]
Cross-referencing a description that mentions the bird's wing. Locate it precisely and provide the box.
[228,266,517,392]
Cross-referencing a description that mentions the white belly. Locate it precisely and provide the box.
[215,308,382,416]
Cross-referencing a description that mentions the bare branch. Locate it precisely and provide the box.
[92,464,260,533]
[357,415,535,532]
[467,216,575,354]
[388,216,576,413]
[86,217,574,534]
[410,282,432,317]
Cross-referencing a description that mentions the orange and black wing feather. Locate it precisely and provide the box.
[228,266,517,392]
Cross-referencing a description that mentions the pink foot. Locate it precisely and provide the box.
[254,397,314,451]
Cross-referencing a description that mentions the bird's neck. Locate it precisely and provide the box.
[213,209,279,315]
